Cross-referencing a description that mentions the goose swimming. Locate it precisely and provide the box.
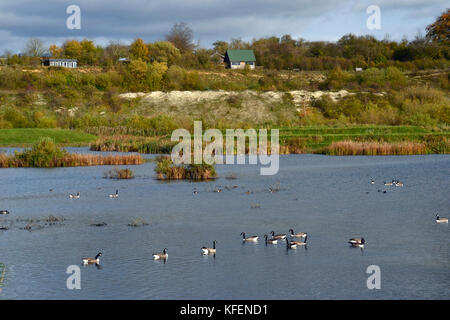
[69,192,80,199]
[82,252,102,264]
[201,241,217,255]
[153,248,168,260]
[240,232,258,242]
[436,215,448,224]
[109,189,119,198]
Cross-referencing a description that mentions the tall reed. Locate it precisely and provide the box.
[321,140,428,155]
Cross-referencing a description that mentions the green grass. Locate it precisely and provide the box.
[0,128,97,146]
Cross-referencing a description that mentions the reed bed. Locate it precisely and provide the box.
[90,135,176,154]
[0,153,143,168]
[321,140,428,156]
[0,138,143,168]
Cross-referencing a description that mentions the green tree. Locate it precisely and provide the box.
[147,41,181,65]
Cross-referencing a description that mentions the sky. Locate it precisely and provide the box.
[0,0,448,54]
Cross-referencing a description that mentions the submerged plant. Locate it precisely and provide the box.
[104,168,135,179]
[127,217,149,227]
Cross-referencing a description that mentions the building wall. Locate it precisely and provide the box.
[46,60,77,68]
[229,61,255,69]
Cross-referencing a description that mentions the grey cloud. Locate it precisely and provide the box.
[0,0,447,53]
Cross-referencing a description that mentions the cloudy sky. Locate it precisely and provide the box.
[0,0,447,53]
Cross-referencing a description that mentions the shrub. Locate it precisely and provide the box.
[15,137,68,167]
[164,65,186,90]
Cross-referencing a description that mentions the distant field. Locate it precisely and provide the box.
[0,128,97,146]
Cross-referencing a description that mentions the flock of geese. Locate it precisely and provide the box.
[240,229,309,249]
[81,229,360,264]
[2,177,448,266]
[77,178,448,265]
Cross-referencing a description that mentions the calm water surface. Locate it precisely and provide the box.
[0,148,449,299]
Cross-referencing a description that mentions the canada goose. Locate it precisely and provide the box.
[370,179,375,185]
[348,238,365,248]
[193,189,198,195]
[291,235,308,247]
[395,181,403,187]
[69,192,80,199]
[240,232,258,242]
[0,210,9,215]
[109,189,119,198]
[153,248,168,260]
[288,229,307,238]
[270,231,287,240]
[285,238,297,249]
[201,241,217,255]
[264,234,278,244]
[82,252,102,264]
[436,215,448,224]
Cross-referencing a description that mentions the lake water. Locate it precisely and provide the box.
[0,148,449,300]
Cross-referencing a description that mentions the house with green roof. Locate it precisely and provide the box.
[224,50,256,69]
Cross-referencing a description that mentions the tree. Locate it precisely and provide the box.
[104,41,129,62]
[130,38,149,61]
[24,38,45,57]
[229,38,248,50]
[165,22,195,53]
[49,44,63,58]
[147,41,181,65]
[426,9,450,43]
[80,39,98,64]
[212,41,228,55]
[63,40,82,60]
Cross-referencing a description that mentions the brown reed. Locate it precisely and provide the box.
[322,140,428,156]
[0,152,143,168]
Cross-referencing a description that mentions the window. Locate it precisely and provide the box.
[231,61,240,65]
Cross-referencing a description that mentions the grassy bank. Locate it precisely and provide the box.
[0,128,97,146]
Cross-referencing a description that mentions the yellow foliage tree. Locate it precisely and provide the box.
[130,38,149,62]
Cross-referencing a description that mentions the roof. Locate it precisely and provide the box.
[44,58,77,62]
[226,50,256,62]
